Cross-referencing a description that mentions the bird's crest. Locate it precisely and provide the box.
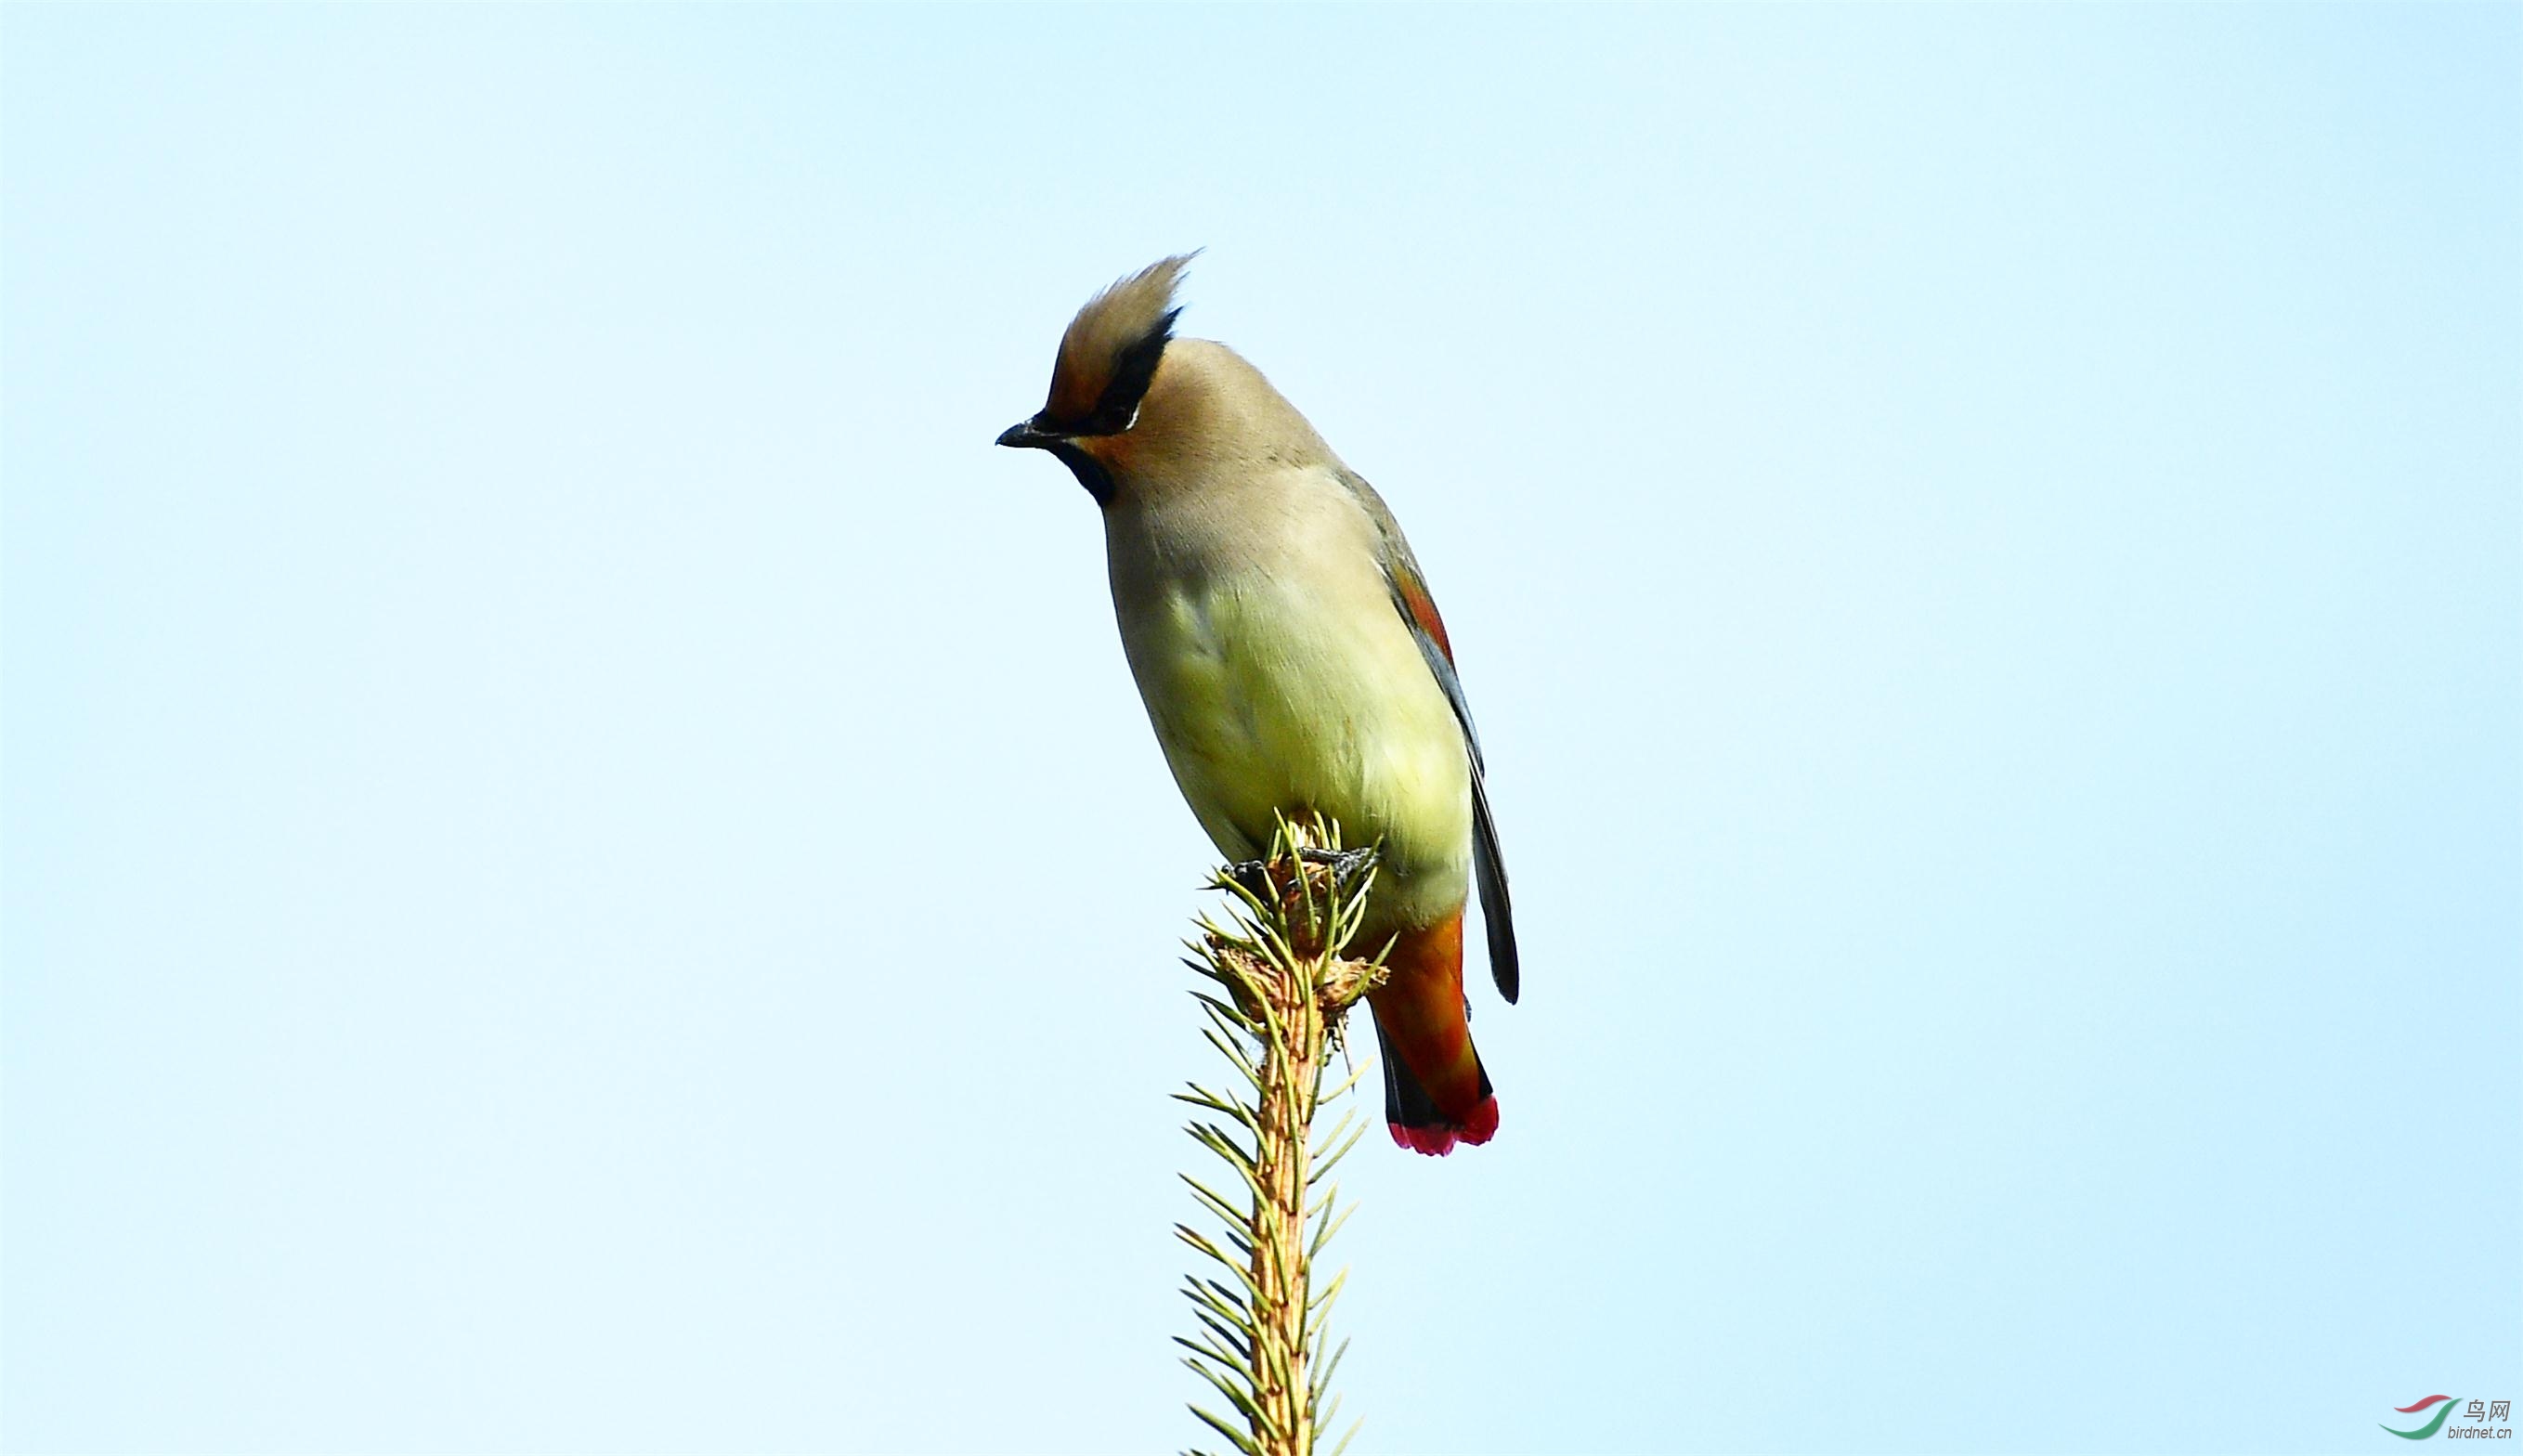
[1042,254,1195,433]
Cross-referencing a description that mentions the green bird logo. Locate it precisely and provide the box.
[2382,1395,2456,1440]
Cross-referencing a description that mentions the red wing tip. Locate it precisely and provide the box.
[1387,1098,1501,1157]
[2396,1397,2454,1413]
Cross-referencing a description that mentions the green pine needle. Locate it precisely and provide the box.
[1177,814,1385,1456]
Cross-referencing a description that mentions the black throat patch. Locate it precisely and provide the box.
[1044,439,1115,506]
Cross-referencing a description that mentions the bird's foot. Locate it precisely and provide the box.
[1295,845,1379,899]
[1221,845,1376,906]
[1224,857,1276,900]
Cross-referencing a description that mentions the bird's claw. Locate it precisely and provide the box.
[1296,845,1379,897]
[1225,858,1276,899]
[1224,845,1376,901]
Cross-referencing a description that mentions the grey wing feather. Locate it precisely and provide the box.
[1339,470,1521,1005]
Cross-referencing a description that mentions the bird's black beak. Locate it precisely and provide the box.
[998,413,1116,506]
[996,418,1057,450]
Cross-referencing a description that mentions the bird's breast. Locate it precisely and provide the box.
[1102,474,1472,930]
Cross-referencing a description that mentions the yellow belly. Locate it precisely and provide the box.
[1116,567,1472,932]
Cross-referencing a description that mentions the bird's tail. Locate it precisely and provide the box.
[1366,911,1499,1157]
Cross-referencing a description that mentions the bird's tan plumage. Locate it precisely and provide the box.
[1077,341,1329,494]
[1089,342,1474,935]
[1043,254,1195,427]
[1000,257,1515,1155]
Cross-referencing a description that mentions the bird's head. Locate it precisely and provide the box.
[996,254,1195,505]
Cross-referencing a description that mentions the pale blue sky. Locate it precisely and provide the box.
[4,6,2515,1452]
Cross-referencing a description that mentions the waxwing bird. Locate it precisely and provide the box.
[997,256,1518,1156]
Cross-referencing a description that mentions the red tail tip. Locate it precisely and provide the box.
[1385,1098,1500,1157]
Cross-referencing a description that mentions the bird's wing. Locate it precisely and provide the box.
[1339,470,1520,1005]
